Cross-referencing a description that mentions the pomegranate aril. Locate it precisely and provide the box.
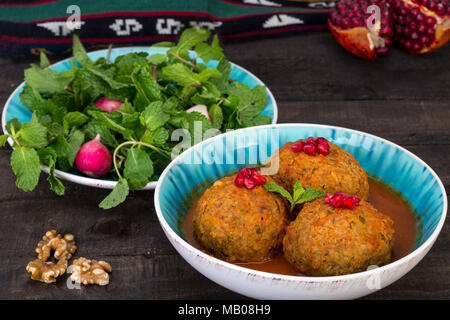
[343,198,356,209]
[425,16,437,26]
[303,144,316,156]
[315,137,329,146]
[235,173,245,187]
[306,137,317,145]
[252,175,267,186]
[410,6,420,16]
[241,167,252,177]
[250,168,258,177]
[291,141,305,153]
[317,144,330,156]
[341,18,351,29]
[244,177,256,190]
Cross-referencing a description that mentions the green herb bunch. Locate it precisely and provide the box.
[1,27,271,209]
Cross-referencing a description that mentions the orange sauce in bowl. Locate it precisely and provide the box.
[182,177,419,276]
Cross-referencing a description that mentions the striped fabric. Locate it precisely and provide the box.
[0,0,335,57]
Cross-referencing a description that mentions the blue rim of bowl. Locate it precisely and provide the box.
[1,47,278,190]
[154,123,448,282]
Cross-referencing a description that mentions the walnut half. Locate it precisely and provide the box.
[69,257,112,286]
[26,259,68,283]
[36,230,77,261]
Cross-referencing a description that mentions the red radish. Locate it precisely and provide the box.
[94,97,123,113]
[75,134,112,178]
[186,104,211,120]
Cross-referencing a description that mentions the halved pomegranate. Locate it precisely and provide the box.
[329,0,449,59]
[390,0,450,54]
[329,0,395,60]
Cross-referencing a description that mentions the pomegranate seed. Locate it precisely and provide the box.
[244,177,256,190]
[383,26,394,37]
[413,42,422,51]
[416,13,425,23]
[303,144,316,156]
[252,175,267,186]
[418,24,427,33]
[436,4,445,16]
[250,168,258,177]
[404,40,413,49]
[315,137,329,146]
[420,35,429,43]
[425,16,436,26]
[411,31,419,40]
[235,173,245,187]
[241,168,252,177]
[324,192,361,210]
[317,144,330,156]
[343,198,356,209]
[306,137,317,145]
[341,18,351,29]
[291,141,305,153]
[410,7,420,16]
[404,26,411,36]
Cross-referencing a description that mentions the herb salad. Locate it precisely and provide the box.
[1,27,272,209]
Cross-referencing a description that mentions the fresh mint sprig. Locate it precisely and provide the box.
[264,180,325,212]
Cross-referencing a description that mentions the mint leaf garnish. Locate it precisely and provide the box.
[264,180,325,212]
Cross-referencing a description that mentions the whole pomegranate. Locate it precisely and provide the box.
[329,0,450,59]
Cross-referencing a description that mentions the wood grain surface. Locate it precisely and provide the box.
[0,33,448,300]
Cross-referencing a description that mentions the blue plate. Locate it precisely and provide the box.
[155,123,447,299]
[1,47,278,190]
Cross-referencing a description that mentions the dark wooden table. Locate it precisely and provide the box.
[0,33,449,300]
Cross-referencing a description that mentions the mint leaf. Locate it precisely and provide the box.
[83,120,117,147]
[228,83,267,122]
[24,64,72,96]
[131,66,162,106]
[88,110,134,140]
[123,148,154,182]
[37,148,64,195]
[264,180,324,212]
[162,63,201,87]
[151,41,175,48]
[195,67,222,83]
[17,122,48,149]
[11,147,41,191]
[0,134,9,147]
[292,180,305,204]
[63,112,89,135]
[209,104,223,129]
[141,127,169,147]
[40,52,50,68]
[212,57,232,92]
[264,182,293,204]
[194,34,224,63]
[73,34,92,66]
[67,130,85,167]
[140,101,170,130]
[147,54,167,65]
[168,27,210,59]
[99,178,129,209]
[6,118,22,135]
[296,188,326,204]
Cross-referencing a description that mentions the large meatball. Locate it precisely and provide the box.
[270,139,369,200]
[193,173,289,262]
[283,199,394,276]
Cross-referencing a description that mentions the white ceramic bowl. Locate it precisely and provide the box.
[154,123,447,299]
